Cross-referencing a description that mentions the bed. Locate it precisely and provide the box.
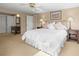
[22,20,68,56]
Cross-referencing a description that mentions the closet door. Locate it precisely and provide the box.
[26,16,34,31]
[7,16,16,33]
[0,16,1,33]
[0,15,6,33]
[0,15,2,33]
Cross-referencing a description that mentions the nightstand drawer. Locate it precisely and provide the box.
[70,35,77,37]
[69,31,77,34]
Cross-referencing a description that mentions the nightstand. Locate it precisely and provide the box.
[77,31,79,43]
[68,29,79,43]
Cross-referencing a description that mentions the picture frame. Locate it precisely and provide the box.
[50,10,62,20]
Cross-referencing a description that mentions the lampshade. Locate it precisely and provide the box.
[68,17,74,22]
[40,19,43,22]
[68,17,74,29]
[16,14,20,17]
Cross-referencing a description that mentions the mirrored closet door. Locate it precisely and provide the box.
[7,16,16,33]
[0,14,16,33]
[0,15,6,33]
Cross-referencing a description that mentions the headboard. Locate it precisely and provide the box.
[47,20,69,29]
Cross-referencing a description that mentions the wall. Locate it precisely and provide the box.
[34,7,79,30]
[19,13,26,34]
[33,14,38,29]
[62,7,79,30]
[33,12,50,27]
[0,7,17,14]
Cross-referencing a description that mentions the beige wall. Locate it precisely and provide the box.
[62,7,79,30]
[19,13,26,34]
[34,7,79,30]
[33,12,50,27]
[0,7,17,14]
[33,14,38,29]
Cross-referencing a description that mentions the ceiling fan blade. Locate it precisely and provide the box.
[35,8,43,12]
[31,9,38,13]
[31,8,43,13]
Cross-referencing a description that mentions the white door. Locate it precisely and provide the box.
[7,16,16,33]
[26,16,33,31]
[0,15,6,33]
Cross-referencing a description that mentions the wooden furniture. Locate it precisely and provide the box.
[68,29,79,43]
[37,27,42,29]
[11,16,20,34]
[11,26,20,34]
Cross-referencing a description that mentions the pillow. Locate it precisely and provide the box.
[55,22,67,30]
[47,22,56,30]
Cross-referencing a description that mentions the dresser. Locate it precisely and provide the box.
[11,26,20,34]
[68,29,79,43]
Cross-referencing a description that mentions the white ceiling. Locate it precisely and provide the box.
[0,3,79,14]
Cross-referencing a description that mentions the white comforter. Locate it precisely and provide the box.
[22,28,67,56]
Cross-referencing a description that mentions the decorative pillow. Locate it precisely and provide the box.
[47,22,56,30]
[55,22,67,30]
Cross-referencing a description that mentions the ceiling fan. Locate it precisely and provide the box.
[29,3,36,8]
[21,3,43,13]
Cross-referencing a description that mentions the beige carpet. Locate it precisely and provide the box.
[0,33,39,56]
[0,33,79,56]
[60,41,79,56]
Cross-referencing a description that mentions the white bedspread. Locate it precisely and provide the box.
[22,28,67,56]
